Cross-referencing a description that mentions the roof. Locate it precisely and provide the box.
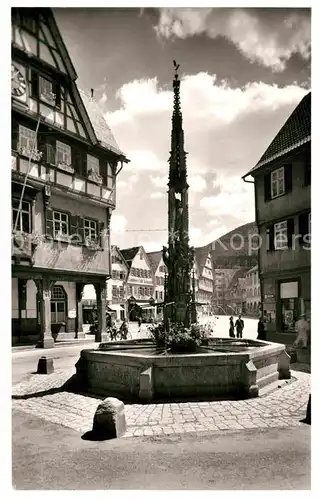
[243,92,311,178]
[194,245,211,272]
[120,247,141,267]
[79,90,123,156]
[146,251,163,273]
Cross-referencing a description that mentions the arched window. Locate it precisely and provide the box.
[51,285,67,323]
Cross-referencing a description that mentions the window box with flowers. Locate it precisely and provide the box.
[87,155,103,184]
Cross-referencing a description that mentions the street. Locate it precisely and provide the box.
[12,408,310,490]
[12,316,259,385]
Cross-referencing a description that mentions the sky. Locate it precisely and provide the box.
[54,7,311,252]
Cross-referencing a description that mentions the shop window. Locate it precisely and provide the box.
[280,281,299,332]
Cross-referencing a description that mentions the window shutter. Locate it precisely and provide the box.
[298,213,309,246]
[284,164,292,193]
[45,143,56,165]
[73,149,81,175]
[267,224,274,251]
[287,218,295,248]
[12,121,18,151]
[78,216,85,245]
[264,173,271,201]
[99,221,105,248]
[31,71,39,98]
[45,207,54,237]
[70,215,79,245]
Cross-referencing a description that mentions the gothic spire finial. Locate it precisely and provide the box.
[173,60,180,80]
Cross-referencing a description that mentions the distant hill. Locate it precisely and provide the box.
[210,221,258,269]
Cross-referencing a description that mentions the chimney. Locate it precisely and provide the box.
[90,88,94,99]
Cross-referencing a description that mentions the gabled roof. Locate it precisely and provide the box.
[146,251,163,273]
[79,90,124,156]
[111,245,129,270]
[120,246,141,268]
[243,92,311,179]
[194,244,212,273]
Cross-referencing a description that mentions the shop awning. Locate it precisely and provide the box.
[108,304,124,311]
[136,303,155,309]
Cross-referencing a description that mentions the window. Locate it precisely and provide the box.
[19,125,36,155]
[50,286,67,324]
[53,211,69,237]
[56,141,72,166]
[119,272,125,280]
[298,212,311,247]
[274,221,288,250]
[21,12,37,33]
[112,270,117,279]
[87,155,100,175]
[39,75,55,105]
[271,167,285,198]
[84,218,98,243]
[112,286,118,297]
[12,199,31,233]
[106,163,114,190]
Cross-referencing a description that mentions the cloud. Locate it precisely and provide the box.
[155,8,311,72]
[150,175,167,188]
[126,149,166,172]
[107,72,308,250]
[110,214,127,235]
[188,175,207,192]
[150,191,165,199]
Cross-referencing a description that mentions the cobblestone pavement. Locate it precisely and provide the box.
[12,362,310,438]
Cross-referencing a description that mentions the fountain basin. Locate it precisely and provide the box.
[75,338,291,402]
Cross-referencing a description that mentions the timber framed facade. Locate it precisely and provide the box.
[11,8,127,346]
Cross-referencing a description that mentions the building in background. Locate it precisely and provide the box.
[194,245,214,315]
[245,265,261,317]
[121,246,156,322]
[242,92,311,345]
[225,268,248,315]
[212,268,237,314]
[108,246,128,322]
[11,8,127,346]
[147,251,167,321]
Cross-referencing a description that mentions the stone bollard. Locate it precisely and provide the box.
[139,367,154,402]
[92,397,126,439]
[37,356,54,374]
[242,359,259,398]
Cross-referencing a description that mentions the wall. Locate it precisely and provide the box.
[32,191,111,276]
[259,221,310,273]
[255,147,310,225]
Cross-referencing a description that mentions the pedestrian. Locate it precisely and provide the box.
[257,317,266,340]
[119,319,128,340]
[293,313,309,348]
[229,316,235,338]
[137,316,142,328]
[235,314,244,339]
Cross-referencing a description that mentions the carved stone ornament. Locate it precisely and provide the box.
[88,168,103,185]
